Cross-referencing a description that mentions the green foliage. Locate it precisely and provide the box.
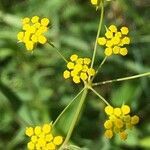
[0,0,149,149]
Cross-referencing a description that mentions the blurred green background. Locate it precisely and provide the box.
[0,0,150,149]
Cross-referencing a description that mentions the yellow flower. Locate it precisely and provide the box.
[25,123,63,150]
[105,105,114,115]
[91,0,98,5]
[109,25,117,33]
[63,70,70,79]
[98,37,107,45]
[104,130,113,139]
[104,47,112,56]
[26,127,34,137]
[17,16,50,51]
[119,131,127,140]
[53,136,63,145]
[120,27,129,35]
[63,54,95,84]
[104,120,113,129]
[98,25,130,56]
[91,0,111,6]
[104,104,139,140]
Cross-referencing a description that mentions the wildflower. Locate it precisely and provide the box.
[98,25,130,56]
[103,105,139,140]
[91,0,99,5]
[17,16,50,51]
[25,123,63,149]
[90,0,111,6]
[63,54,96,84]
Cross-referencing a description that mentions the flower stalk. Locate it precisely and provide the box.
[93,72,150,86]
[91,1,104,68]
[53,88,85,127]
[47,41,68,63]
[60,88,88,149]
[89,87,110,106]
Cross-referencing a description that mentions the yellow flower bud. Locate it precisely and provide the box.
[76,58,83,64]
[25,127,34,137]
[131,115,139,125]
[104,130,113,139]
[73,76,80,83]
[25,41,34,51]
[122,37,130,44]
[120,27,129,35]
[31,35,38,43]
[113,46,120,54]
[84,58,91,65]
[104,120,113,129]
[80,72,88,80]
[119,131,128,140]
[31,16,39,23]
[31,135,38,143]
[46,142,56,149]
[119,48,128,56]
[27,141,35,149]
[91,0,98,5]
[53,136,63,145]
[70,54,78,61]
[115,32,122,38]
[17,32,24,41]
[22,17,30,24]
[74,64,83,72]
[71,70,78,77]
[42,124,52,134]
[87,68,95,76]
[104,48,112,56]
[41,18,50,26]
[114,108,122,116]
[34,126,42,135]
[105,31,113,39]
[45,134,53,142]
[109,25,117,33]
[105,106,114,115]
[121,105,130,115]
[106,40,113,47]
[63,70,70,79]
[38,35,47,44]
[114,118,124,129]
[98,37,107,45]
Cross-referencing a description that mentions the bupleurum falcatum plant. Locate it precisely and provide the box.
[17,0,150,149]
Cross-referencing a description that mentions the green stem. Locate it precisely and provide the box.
[90,87,110,106]
[92,56,107,81]
[52,88,85,127]
[93,72,150,86]
[47,41,68,63]
[60,88,88,148]
[91,2,104,68]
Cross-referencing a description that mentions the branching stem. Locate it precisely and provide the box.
[93,72,150,86]
[47,41,68,63]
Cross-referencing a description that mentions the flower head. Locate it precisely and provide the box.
[91,0,99,6]
[17,16,50,51]
[90,0,111,6]
[103,105,139,140]
[98,25,130,56]
[63,54,95,84]
[25,123,63,149]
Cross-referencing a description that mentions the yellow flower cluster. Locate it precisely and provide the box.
[17,16,50,51]
[63,54,96,84]
[25,123,63,150]
[104,105,139,140]
[98,25,130,56]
